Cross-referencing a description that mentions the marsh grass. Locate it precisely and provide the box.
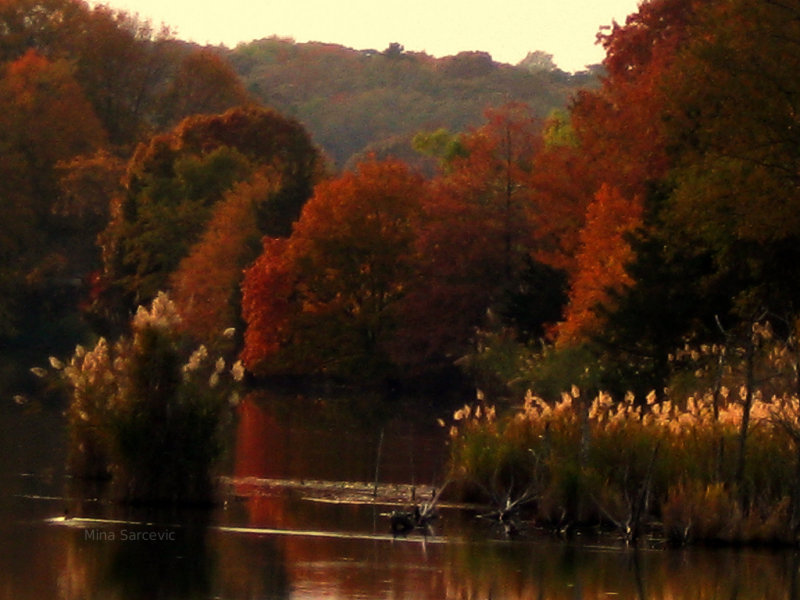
[448,328,800,545]
[46,292,243,505]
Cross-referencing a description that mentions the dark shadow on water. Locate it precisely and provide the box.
[93,524,212,599]
[58,503,291,600]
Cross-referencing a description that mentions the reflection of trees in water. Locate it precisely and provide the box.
[59,522,213,600]
[441,541,800,599]
[233,390,448,486]
[52,388,800,600]
[58,520,291,599]
[215,534,290,599]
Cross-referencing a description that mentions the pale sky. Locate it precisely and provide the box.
[91,0,642,73]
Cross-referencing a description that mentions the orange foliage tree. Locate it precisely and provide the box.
[241,158,425,379]
[170,171,282,346]
[570,0,695,200]
[556,185,643,345]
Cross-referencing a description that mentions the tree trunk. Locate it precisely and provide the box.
[735,338,755,502]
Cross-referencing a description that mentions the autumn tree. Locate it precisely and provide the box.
[241,158,424,379]
[0,49,106,337]
[157,48,253,129]
[239,238,294,373]
[396,103,548,364]
[552,0,800,395]
[0,0,178,146]
[170,171,281,346]
[95,106,322,333]
[527,110,595,276]
[556,184,642,345]
[67,4,176,146]
[569,0,695,200]
[0,0,87,63]
[540,0,706,392]
[0,0,253,149]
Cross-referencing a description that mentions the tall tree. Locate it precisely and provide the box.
[546,0,704,387]
[569,0,695,201]
[170,170,281,346]
[0,0,179,147]
[95,106,322,333]
[0,49,106,337]
[396,103,542,364]
[0,0,87,63]
[663,0,800,320]
[241,158,424,379]
[68,4,176,146]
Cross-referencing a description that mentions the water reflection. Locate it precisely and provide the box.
[59,521,213,600]
[233,390,448,485]
[2,392,800,599]
[441,541,800,599]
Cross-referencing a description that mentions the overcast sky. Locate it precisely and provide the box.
[91,0,642,72]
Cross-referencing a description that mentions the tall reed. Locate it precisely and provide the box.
[449,381,800,544]
[47,292,243,504]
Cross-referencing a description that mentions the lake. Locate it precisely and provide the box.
[0,388,795,599]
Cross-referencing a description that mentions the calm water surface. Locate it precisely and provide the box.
[1,390,797,599]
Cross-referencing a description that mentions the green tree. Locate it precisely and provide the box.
[663,0,800,322]
[95,106,322,333]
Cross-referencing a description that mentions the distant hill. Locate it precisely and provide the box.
[226,38,600,170]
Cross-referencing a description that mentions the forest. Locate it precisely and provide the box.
[0,0,591,385]
[225,39,597,170]
[5,0,800,541]
[0,0,798,405]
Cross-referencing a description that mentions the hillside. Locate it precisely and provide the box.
[227,39,599,170]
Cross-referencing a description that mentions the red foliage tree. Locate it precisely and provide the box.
[395,104,543,363]
[570,0,696,200]
[528,127,596,276]
[241,158,425,378]
[546,0,698,346]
